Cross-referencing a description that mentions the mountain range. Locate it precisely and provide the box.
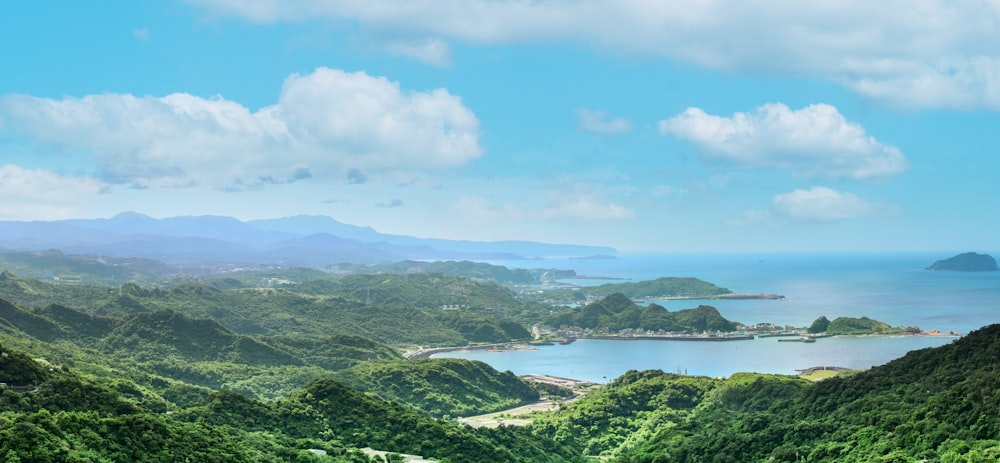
[0,212,616,267]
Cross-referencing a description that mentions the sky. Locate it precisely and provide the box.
[0,1,998,253]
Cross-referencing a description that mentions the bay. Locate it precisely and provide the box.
[435,252,1000,382]
[435,336,957,383]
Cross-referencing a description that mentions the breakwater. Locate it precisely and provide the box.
[578,334,754,341]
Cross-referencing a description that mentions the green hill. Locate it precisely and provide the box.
[296,272,525,310]
[546,293,738,333]
[0,296,405,403]
[0,344,583,462]
[0,342,51,385]
[524,277,732,304]
[98,309,300,365]
[531,370,807,456]
[266,334,404,370]
[0,270,531,346]
[530,324,1000,462]
[0,250,175,285]
[825,316,897,335]
[0,298,70,342]
[331,358,539,418]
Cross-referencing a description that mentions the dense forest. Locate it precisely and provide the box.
[1,259,999,462]
[529,324,1000,462]
[520,277,734,305]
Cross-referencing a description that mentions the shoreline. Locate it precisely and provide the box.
[408,331,961,359]
[405,343,533,359]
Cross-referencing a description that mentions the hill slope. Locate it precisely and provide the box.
[331,358,540,418]
[533,324,1000,461]
[546,293,738,333]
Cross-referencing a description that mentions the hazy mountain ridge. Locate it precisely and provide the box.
[0,213,616,266]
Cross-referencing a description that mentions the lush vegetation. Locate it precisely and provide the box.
[824,316,897,335]
[807,315,831,333]
[331,358,539,418]
[0,250,175,286]
[3,259,1000,462]
[524,277,732,304]
[0,291,549,413]
[527,324,1000,462]
[0,343,583,462]
[546,293,738,333]
[0,271,534,346]
[325,260,577,284]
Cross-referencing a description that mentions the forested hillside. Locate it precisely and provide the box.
[0,342,584,462]
[528,324,1000,462]
[331,358,540,418]
[0,271,534,346]
[546,293,738,333]
[523,277,733,304]
[3,266,1000,462]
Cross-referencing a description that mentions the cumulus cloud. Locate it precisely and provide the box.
[0,67,481,189]
[0,165,106,219]
[577,109,632,134]
[185,0,1000,110]
[738,186,900,223]
[659,103,907,181]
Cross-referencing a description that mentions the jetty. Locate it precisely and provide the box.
[579,333,754,342]
[778,336,817,343]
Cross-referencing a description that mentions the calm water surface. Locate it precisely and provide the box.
[436,336,957,383]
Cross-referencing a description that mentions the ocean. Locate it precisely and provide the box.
[434,252,1000,382]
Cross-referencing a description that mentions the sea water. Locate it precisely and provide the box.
[434,252,1000,382]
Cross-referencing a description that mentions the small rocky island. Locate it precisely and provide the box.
[926,252,998,272]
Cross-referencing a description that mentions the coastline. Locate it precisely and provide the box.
[407,330,961,359]
[405,343,536,359]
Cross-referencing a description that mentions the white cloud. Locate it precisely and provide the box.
[454,181,635,224]
[380,38,452,67]
[185,0,1000,110]
[659,103,907,181]
[577,109,632,134]
[768,186,900,222]
[0,165,106,219]
[0,67,481,189]
[843,57,1000,110]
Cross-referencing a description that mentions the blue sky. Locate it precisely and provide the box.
[1,1,998,253]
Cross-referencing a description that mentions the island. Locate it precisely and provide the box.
[926,252,998,272]
[803,315,958,337]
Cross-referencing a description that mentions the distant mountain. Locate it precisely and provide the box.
[926,252,998,272]
[0,212,616,267]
